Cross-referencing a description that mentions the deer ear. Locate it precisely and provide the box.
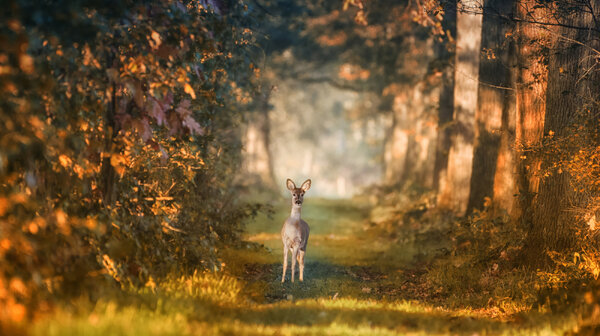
[300,179,311,192]
[286,179,296,190]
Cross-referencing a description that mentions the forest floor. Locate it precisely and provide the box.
[32,198,576,335]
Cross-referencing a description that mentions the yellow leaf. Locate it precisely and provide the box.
[110,153,127,176]
[150,30,162,49]
[184,83,196,99]
[58,154,72,168]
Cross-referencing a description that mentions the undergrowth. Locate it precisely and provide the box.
[369,184,600,333]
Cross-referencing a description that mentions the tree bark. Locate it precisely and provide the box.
[437,0,483,215]
[513,0,550,229]
[524,2,600,259]
[467,0,516,214]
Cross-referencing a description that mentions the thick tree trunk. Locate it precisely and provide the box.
[437,0,483,215]
[513,0,549,228]
[466,0,516,214]
[524,4,600,258]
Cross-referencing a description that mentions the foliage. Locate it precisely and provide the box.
[0,0,261,324]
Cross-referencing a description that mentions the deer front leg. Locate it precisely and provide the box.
[282,245,288,283]
[297,250,305,282]
[291,247,299,283]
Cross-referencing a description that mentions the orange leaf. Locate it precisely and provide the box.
[184,83,196,99]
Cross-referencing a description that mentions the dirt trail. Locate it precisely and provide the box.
[226,198,536,335]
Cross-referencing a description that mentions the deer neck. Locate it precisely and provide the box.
[289,205,302,220]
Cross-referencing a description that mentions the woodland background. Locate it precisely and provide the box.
[1,0,600,334]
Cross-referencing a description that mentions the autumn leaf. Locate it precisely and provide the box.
[184,83,196,99]
[183,116,203,136]
[150,30,162,49]
[110,153,128,176]
[175,99,192,117]
[175,99,204,135]
[132,117,153,142]
[147,97,168,126]
[58,154,72,168]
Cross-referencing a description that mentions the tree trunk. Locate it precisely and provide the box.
[491,49,517,215]
[384,92,410,184]
[384,35,437,189]
[400,81,437,189]
[466,0,516,214]
[242,89,276,189]
[433,0,456,193]
[100,80,118,206]
[511,1,555,258]
[437,0,483,215]
[513,0,550,232]
[524,3,600,259]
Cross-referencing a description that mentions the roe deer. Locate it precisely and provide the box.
[281,178,311,283]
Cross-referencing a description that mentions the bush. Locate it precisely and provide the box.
[0,0,260,323]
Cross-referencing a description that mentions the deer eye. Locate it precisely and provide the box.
[293,194,297,197]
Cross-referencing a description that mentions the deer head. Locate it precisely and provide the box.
[286,178,311,206]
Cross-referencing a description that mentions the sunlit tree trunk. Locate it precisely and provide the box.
[242,89,276,189]
[513,0,550,231]
[466,0,516,214]
[437,0,483,215]
[524,4,600,259]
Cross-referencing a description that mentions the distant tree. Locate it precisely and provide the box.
[242,85,277,189]
[467,0,517,214]
[437,0,483,215]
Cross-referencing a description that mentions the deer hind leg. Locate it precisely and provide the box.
[282,244,288,283]
[297,250,305,282]
[291,246,299,283]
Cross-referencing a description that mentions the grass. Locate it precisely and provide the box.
[28,197,582,335]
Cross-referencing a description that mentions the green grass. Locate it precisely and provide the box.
[30,198,580,335]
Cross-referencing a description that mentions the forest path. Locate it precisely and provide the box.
[217,198,536,335]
